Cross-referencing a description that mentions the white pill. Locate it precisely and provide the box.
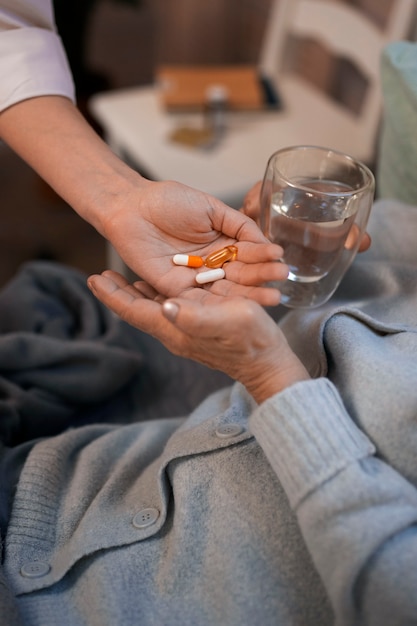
[195,268,225,285]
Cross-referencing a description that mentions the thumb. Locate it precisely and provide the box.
[161,298,216,336]
[161,296,261,341]
[161,297,239,338]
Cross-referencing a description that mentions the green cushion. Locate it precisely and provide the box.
[377,41,417,204]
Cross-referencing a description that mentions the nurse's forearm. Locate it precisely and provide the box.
[0,95,147,235]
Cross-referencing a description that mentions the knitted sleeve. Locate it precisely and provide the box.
[250,378,417,625]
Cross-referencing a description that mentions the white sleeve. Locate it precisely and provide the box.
[0,0,75,113]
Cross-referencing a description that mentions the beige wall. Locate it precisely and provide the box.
[149,0,402,64]
[150,0,272,64]
[88,0,273,88]
[88,0,405,100]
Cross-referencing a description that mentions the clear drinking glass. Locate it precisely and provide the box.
[260,145,375,309]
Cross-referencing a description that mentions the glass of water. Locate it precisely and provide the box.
[260,145,375,308]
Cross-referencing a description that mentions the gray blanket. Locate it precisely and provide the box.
[0,261,231,447]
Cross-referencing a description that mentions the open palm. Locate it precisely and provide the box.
[102,180,287,306]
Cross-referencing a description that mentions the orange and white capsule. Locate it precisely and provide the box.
[204,245,238,269]
[173,254,204,268]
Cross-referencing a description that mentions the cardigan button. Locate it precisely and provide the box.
[132,507,160,529]
[215,424,244,438]
[20,561,51,578]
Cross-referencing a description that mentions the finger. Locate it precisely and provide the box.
[344,225,371,253]
[231,241,283,263]
[241,180,262,221]
[97,270,141,300]
[132,279,161,300]
[224,259,288,286]
[205,279,282,307]
[212,202,270,245]
[167,241,283,274]
[358,232,371,253]
[162,296,262,342]
[156,242,286,299]
[88,272,162,333]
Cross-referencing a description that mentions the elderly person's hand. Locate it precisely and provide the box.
[87,270,310,405]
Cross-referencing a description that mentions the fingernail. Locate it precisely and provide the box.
[87,278,95,293]
[162,301,180,323]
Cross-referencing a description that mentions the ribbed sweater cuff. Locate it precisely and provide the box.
[249,378,376,509]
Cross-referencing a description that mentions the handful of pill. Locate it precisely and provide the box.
[172,245,238,284]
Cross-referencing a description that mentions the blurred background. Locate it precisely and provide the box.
[0,0,405,288]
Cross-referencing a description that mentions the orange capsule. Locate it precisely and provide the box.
[204,245,238,269]
[173,254,204,268]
